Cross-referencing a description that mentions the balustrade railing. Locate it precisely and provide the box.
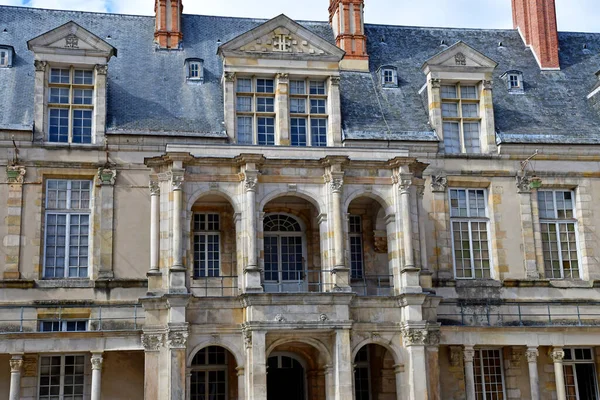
[351,275,394,296]
[191,275,239,297]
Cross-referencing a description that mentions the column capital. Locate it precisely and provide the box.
[97,166,117,186]
[324,171,344,193]
[516,175,532,193]
[430,78,441,89]
[549,347,565,363]
[34,59,48,72]
[463,346,475,363]
[149,179,160,196]
[6,165,26,184]
[95,64,108,75]
[430,175,448,192]
[142,332,165,352]
[224,71,236,82]
[91,353,103,370]
[526,347,539,363]
[167,329,189,349]
[400,325,428,346]
[9,355,23,372]
[275,72,289,81]
[329,75,341,86]
[483,80,493,91]
[242,171,259,192]
[170,170,185,191]
[243,329,252,349]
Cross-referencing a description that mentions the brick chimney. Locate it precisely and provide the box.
[512,0,560,70]
[154,0,183,49]
[329,0,369,71]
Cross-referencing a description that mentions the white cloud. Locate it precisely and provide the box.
[24,0,109,12]
[109,0,152,15]
[1,0,24,5]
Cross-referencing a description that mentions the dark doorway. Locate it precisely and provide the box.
[267,354,305,400]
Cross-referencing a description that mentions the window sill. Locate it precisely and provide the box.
[41,142,104,151]
[36,279,94,288]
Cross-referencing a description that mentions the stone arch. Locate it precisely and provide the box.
[259,189,324,216]
[266,337,332,366]
[186,185,240,214]
[343,188,394,217]
[187,339,244,368]
[352,338,404,366]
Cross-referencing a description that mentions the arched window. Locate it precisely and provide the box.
[191,346,228,400]
[263,214,305,292]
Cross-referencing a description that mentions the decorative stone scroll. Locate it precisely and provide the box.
[149,180,160,196]
[400,326,428,346]
[516,175,531,193]
[142,333,164,352]
[430,175,448,192]
[167,330,189,349]
[6,165,26,183]
[549,348,565,363]
[9,357,23,372]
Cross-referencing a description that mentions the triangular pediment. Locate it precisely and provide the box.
[219,14,344,61]
[422,41,497,73]
[27,21,116,59]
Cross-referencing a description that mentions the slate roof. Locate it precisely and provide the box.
[1,5,599,144]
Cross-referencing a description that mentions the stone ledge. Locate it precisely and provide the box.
[435,278,599,289]
[0,279,35,289]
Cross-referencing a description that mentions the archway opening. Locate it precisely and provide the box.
[354,344,397,400]
[347,196,392,295]
[190,345,238,400]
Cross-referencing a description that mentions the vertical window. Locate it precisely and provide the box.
[349,215,364,279]
[48,67,94,144]
[289,79,328,147]
[473,349,506,400]
[39,355,85,400]
[44,180,92,279]
[354,347,370,400]
[191,346,227,400]
[193,214,220,278]
[236,77,275,145]
[538,190,579,279]
[508,74,520,89]
[380,67,398,86]
[441,83,481,154]
[563,348,599,400]
[186,59,204,81]
[39,320,87,332]
[450,188,491,279]
[0,50,7,67]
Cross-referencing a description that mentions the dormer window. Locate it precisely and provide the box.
[441,83,481,154]
[185,58,204,82]
[501,70,524,94]
[379,66,398,87]
[0,45,14,68]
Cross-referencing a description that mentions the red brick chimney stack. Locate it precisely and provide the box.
[512,0,560,70]
[155,0,183,49]
[329,0,369,71]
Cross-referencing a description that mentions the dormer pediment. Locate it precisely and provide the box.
[421,41,497,74]
[27,21,116,61]
[218,14,344,62]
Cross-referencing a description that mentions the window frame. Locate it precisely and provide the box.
[38,354,87,400]
[380,66,398,87]
[289,78,328,147]
[449,188,493,279]
[190,346,229,400]
[354,346,372,400]
[47,66,95,144]
[39,319,88,332]
[441,82,482,154]
[193,213,221,278]
[43,179,92,279]
[473,348,507,400]
[562,348,600,400]
[349,215,365,279]
[538,190,580,279]
[235,76,276,145]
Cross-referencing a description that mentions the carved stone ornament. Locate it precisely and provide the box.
[167,330,189,349]
[510,348,524,368]
[374,236,388,254]
[244,176,258,192]
[516,175,531,193]
[330,76,341,86]
[549,348,565,363]
[97,167,117,185]
[274,314,286,322]
[430,78,441,89]
[171,173,184,191]
[426,330,441,346]
[34,60,48,72]
[416,185,425,197]
[90,355,103,370]
[463,347,475,363]
[9,357,23,372]
[6,165,26,183]
[449,346,463,367]
[149,180,160,196]
[430,175,448,192]
[526,348,539,363]
[319,313,328,321]
[65,34,79,49]
[483,80,493,90]
[273,33,292,52]
[401,326,428,346]
[95,64,108,75]
[224,72,236,82]
[276,72,289,80]
[455,52,467,66]
[243,329,252,349]
[329,178,344,193]
[399,178,412,194]
[141,333,164,351]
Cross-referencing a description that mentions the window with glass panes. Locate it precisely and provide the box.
[39,320,87,332]
[38,355,85,400]
[349,215,364,279]
[441,83,481,153]
[450,188,492,279]
[193,214,220,278]
[236,77,276,145]
[538,190,579,279]
[191,346,228,400]
[473,349,506,400]
[0,49,7,67]
[44,180,91,278]
[508,74,520,89]
[563,348,599,400]
[289,79,328,146]
[48,67,94,144]
[354,347,370,400]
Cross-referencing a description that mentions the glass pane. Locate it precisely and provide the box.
[237,116,253,144]
[72,110,93,144]
[257,117,275,145]
[236,96,252,112]
[310,118,327,147]
[48,109,69,143]
[443,122,460,153]
[236,78,252,92]
[461,85,478,99]
[290,98,306,113]
[256,79,274,93]
[256,97,274,112]
[290,80,305,95]
[441,85,457,99]
[73,70,93,85]
[442,102,458,117]
[309,81,326,95]
[463,122,480,153]
[291,118,307,147]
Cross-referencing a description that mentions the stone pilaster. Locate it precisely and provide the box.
[242,168,262,292]
[4,165,26,279]
[401,324,430,400]
[328,76,342,146]
[223,72,236,143]
[33,60,47,142]
[169,167,187,293]
[96,166,117,279]
[90,352,103,400]
[550,347,566,400]
[167,323,189,400]
[430,175,452,280]
[333,329,353,400]
[142,328,165,400]
[480,79,497,153]
[245,328,267,400]
[9,354,23,400]
[93,64,108,144]
[516,176,540,278]
[275,73,290,145]
[149,178,162,291]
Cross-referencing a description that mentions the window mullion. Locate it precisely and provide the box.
[64,214,71,278]
[468,221,476,277]
[555,221,565,279]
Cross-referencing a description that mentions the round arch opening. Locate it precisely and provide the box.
[189,345,238,400]
[353,344,398,400]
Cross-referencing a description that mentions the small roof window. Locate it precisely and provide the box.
[500,70,524,94]
[378,65,398,87]
[185,58,204,83]
[0,45,14,68]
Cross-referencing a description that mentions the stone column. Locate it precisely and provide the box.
[245,329,267,400]
[275,73,290,145]
[9,354,23,400]
[90,353,103,400]
[142,330,164,400]
[236,366,246,400]
[333,329,353,400]
[167,324,189,400]
[426,344,441,400]
[394,364,404,400]
[96,166,117,279]
[4,165,26,279]
[399,174,421,293]
[401,325,429,400]
[223,72,236,142]
[430,175,452,280]
[150,179,161,274]
[550,347,566,400]
[325,364,334,400]
[416,181,433,288]
[516,177,539,278]
[243,169,262,292]
[327,76,342,146]
[463,346,476,400]
[169,168,187,293]
[526,347,540,400]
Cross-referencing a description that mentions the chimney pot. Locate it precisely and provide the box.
[154,0,183,49]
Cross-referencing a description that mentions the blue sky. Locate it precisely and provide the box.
[0,0,598,33]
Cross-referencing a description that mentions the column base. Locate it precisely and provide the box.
[168,267,188,294]
[331,265,351,292]
[244,266,264,293]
